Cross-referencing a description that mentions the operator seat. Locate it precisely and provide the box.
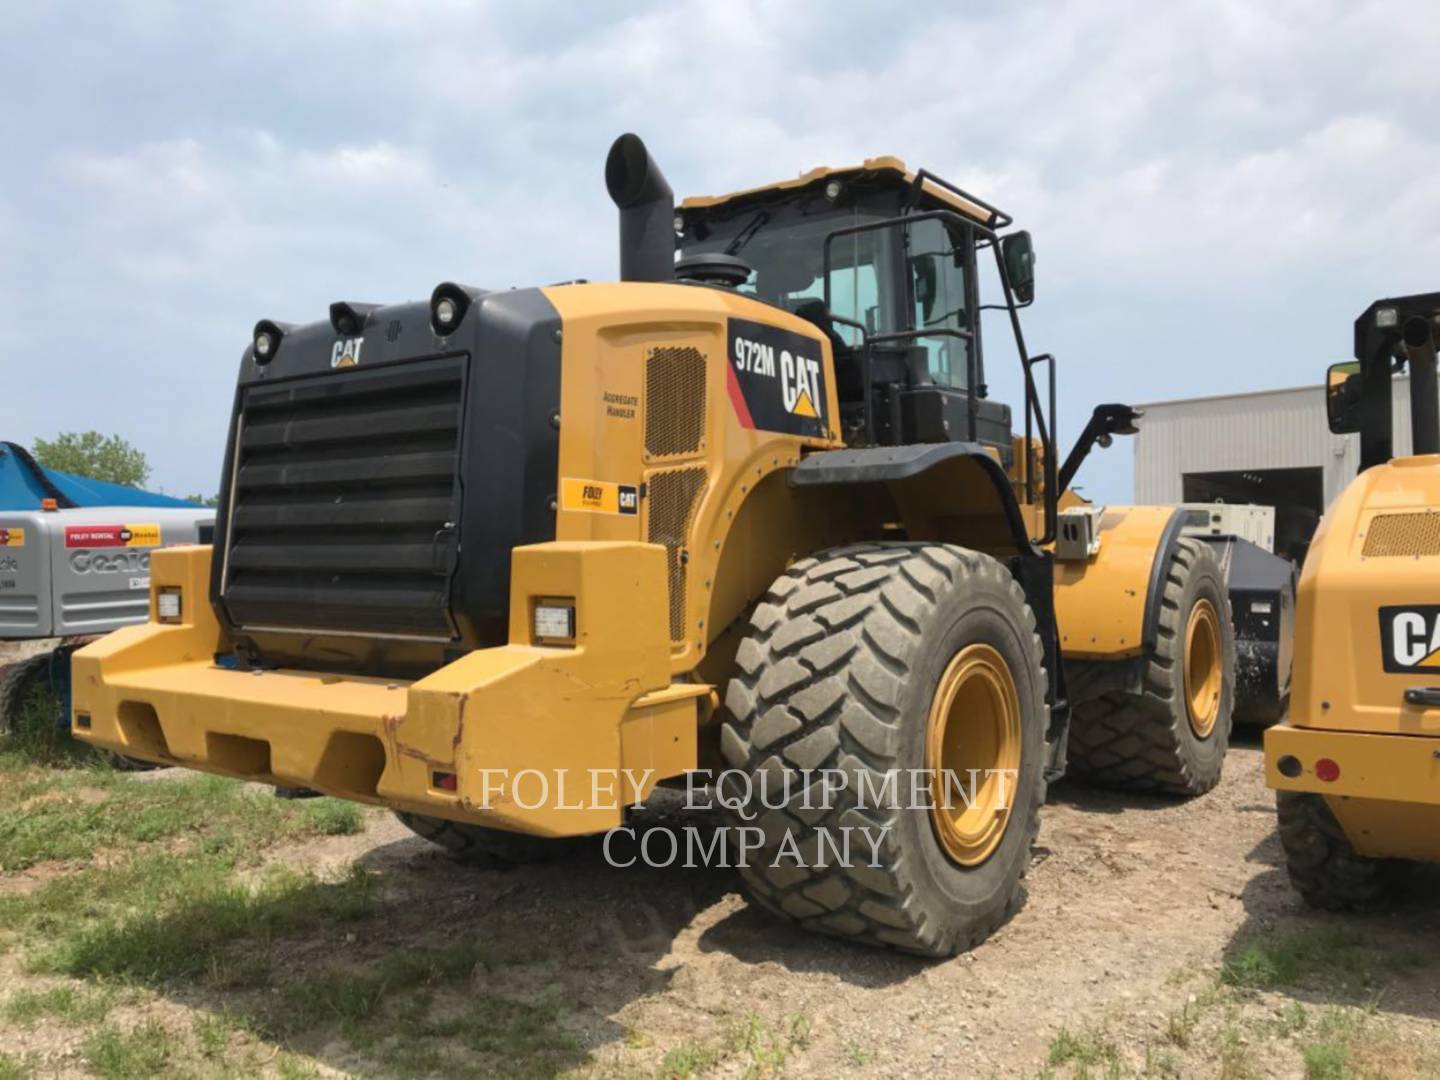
[791,299,865,403]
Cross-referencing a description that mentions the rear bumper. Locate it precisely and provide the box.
[1263,722,1440,805]
[1264,721,1440,860]
[72,543,705,836]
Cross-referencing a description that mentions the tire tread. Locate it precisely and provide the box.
[721,542,1047,956]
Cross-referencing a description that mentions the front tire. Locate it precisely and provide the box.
[1067,537,1234,796]
[720,542,1048,957]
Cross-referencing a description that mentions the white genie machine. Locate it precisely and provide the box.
[0,441,213,737]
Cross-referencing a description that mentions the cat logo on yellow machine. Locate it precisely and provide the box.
[1380,605,1440,672]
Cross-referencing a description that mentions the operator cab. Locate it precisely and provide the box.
[676,158,1036,464]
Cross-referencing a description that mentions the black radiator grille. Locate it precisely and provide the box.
[221,357,466,640]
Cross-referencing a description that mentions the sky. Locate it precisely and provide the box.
[3,0,1439,503]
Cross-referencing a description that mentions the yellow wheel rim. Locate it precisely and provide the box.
[1184,598,1222,738]
[925,643,1022,867]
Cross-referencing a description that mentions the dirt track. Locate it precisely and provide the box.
[253,738,1440,1076]
[5,717,1440,1077]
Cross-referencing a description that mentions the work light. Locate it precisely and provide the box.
[156,587,182,623]
[533,602,576,642]
[252,320,288,365]
[429,282,478,336]
[329,301,380,337]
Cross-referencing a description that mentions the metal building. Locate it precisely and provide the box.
[1133,375,1427,563]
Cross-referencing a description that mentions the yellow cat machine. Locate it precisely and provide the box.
[1266,293,1440,907]
[72,136,1236,955]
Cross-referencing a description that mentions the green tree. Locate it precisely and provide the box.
[33,431,150,488]
[183,493,221,507]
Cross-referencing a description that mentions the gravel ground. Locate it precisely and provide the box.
[4,645,1439,1078]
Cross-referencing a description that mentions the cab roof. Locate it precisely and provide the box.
[679,156,1010,229]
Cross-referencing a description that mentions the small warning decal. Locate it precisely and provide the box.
[0,527,23,547]
[726,317,828,438]
[561,478,639,516]
[64,524,162,549]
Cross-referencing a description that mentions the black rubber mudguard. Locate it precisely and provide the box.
[1197,536,1296,725]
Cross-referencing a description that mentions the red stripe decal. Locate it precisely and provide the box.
[726,363,755,429]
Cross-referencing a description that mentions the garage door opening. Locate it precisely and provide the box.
[1182,467,1323,564]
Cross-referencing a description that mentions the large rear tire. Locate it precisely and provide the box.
[1066,537,1234,796]
[1276,792,1411,910]
[393,811,568,865]
[720,542,1048,957]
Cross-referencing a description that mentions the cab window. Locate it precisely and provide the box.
[905,216,970,389]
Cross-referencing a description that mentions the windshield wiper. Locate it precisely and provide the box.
[725,209,772,256]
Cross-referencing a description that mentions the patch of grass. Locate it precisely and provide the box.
[1276,1001,1309,1038]
[377,1037,453,1078]
[661,1038,725,1079]
[1165,985,1221,1049]
[661,1012,812,1079]
[301,797,366,835]
[1217,1022,1253,1080]
[0,682,102,770]
[254,932,572,1074]
[0,1052,31,1080]
[1048,1025,1120,1071]
[622,1026,654,1050]
[1,983,116,1025]
[732,1010,811,1076]
[0,763,365,871]
[457,991,578,1070]
[351,988,578,1079]
[276,1054,321,1079]
[843,1039,876,1067]
[193,1011,238,1060]
[83,1021,173,1079]
[1302,1041,1346,1080]
[1293,1006,1414,1080]
[268,934,489,1037]
[0,849,375,983]
[1221,927,1404,995]
[1143,1043,1181,1078]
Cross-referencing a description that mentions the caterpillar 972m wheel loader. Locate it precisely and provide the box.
[72,135,1236,956]
[1266,293,1440,908]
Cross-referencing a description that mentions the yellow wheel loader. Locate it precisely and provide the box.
[72,135,1236,956]
[1266,294,1440,907]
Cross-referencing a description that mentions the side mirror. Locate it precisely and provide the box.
[1326,361,1362,434]
[1001,231,1036,305]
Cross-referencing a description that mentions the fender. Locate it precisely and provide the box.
[789,442,1033,555]
[790,442,1070,778]
[1056,505,1186,665]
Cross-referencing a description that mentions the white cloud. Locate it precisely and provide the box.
[2,0,1439,502]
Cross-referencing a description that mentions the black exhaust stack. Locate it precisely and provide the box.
[605,134,674,283]
[1402,316,1439,457]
